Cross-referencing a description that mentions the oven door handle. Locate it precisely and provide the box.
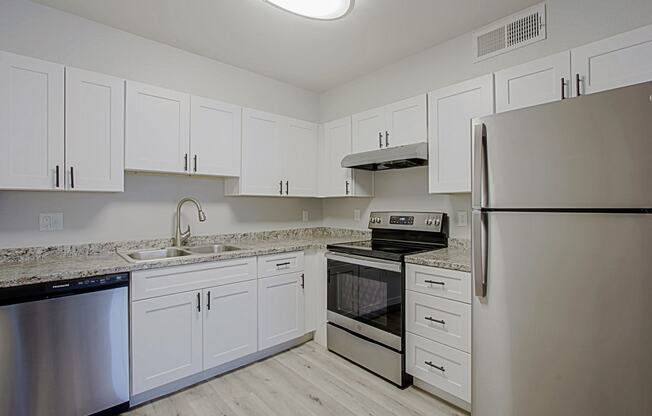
[325,251,402,273]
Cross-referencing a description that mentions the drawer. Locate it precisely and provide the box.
[406,333,471,403]
[131,257,257,300]
[406,290,471,352]
[406,264,471,304]
[257,251,304,278]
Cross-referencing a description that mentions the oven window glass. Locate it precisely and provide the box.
[327,259,403,337]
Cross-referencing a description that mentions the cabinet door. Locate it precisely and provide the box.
[352,106,385,153]
[131,291,203,395]
[190,96,241,177]
[125,81,190,174]
[65,68,124,192]
[283,118,317,196]
[240,108,283,195]
[428,74,494,193]
[322,116,353,197]
[203,280,257,369]
[572,24,652,96]
[495,51,570,113]
[384,94,427,148]
[0,51,64,190]
[258,272,305,350]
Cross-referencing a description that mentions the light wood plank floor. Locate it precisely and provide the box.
[123,341,469,416]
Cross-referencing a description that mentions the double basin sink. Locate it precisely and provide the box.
[119,244,241,263]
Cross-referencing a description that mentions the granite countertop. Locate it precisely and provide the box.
[404,240,471,272]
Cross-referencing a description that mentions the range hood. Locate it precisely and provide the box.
[340,142,428,171]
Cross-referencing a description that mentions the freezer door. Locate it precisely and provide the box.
[473,81,652,209]
[472,212,652,416]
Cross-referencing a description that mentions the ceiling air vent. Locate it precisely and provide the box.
[473,2,546,62]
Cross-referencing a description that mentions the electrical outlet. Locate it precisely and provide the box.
[354,209,361,222]
[302,210,309,222]
[456,211,468,227]
[39,213,63,231]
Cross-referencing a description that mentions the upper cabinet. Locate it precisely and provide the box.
[319,117,373,198]
[190,96,241,177]
[65,67,124,192]
[0,51,64,191]
[0,51,124,192]
[125,81,190,174]
[495,51,571,113]
[428,75,494,194]
[226,109,318,197]
[352,94,427,153]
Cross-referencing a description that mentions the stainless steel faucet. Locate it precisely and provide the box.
[174,197,207,247]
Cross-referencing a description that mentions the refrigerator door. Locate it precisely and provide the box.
[472,211,652,416]
[473,81,652,209]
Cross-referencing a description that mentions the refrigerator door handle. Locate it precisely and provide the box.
[472,122,486,209]
[472,210,488,298]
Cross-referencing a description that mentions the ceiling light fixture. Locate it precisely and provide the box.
[264,0,354,20]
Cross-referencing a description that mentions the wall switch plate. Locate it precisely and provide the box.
[456,211,468,227]
[302,210,309,222]
[353,209,361,222]
[39,213,63,231]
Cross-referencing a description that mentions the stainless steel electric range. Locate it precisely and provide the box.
[326,211,448,387]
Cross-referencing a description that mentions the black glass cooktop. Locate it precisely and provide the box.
[327,239,442,262]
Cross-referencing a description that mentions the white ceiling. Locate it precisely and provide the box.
[32,0,541,92]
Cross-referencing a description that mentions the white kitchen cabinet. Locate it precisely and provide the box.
[319,116,373,197]
[495,51,571,113]
[572,24,652,97]
[65,67,124,192]
[352,94,427,153]
[428,75,494,194]
[125,81,190,174]
[190,96,241,177]
[131,290,203,395]
[0,51,64,190]
[258,272,305,350]
[203,280,258,369]
[283,118,318,196]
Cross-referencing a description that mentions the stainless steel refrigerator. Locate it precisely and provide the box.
[471,81,652,416]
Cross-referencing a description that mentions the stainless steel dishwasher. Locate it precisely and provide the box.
[0,273,130,416]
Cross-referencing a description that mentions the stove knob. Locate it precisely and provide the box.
[434,218,441,226]
[375,217,381,223]
[426,218,433,225]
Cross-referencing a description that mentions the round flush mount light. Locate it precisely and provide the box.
[264,0,354,20]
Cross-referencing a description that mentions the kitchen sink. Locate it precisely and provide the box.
[122,247,193,262]
[184,244,241,254]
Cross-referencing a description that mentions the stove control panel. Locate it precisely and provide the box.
[368,211,446,232]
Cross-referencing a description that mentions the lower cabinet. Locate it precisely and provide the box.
[258,271,305,350]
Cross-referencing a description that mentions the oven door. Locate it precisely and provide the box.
[326,251,403,350]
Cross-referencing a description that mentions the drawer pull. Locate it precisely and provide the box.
[276,261,291,268]
[425,316,445,325]
[424,280,445,286]
[425,361,445,372]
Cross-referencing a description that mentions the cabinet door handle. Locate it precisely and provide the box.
[285,180,289,195]
[561,77,566,100]
[300,273,305,289]
[385,131,389,147]
[70,166,75,189]
[279,180,283,195]
[207,291,211,311]
[184,153,189,171]
[276,261,291,269]
[425,316,446,325]
[197,292,201,312]
[55,165,60,188]
[193,155,197,172]
[345,180,350,195]
[424,279,445,286]
[575,74,581,97]
[378,132,383,148]
[425,361,445,372]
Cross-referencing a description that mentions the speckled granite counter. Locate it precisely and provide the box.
[0,228,369,289]
[404,239,471,272]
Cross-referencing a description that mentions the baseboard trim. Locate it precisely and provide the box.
[130,332,314,407]
[413,378,471,413]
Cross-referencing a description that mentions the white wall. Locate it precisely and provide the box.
[0,0,323,248]
[319,0,652,239]
[0,174,323,248]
